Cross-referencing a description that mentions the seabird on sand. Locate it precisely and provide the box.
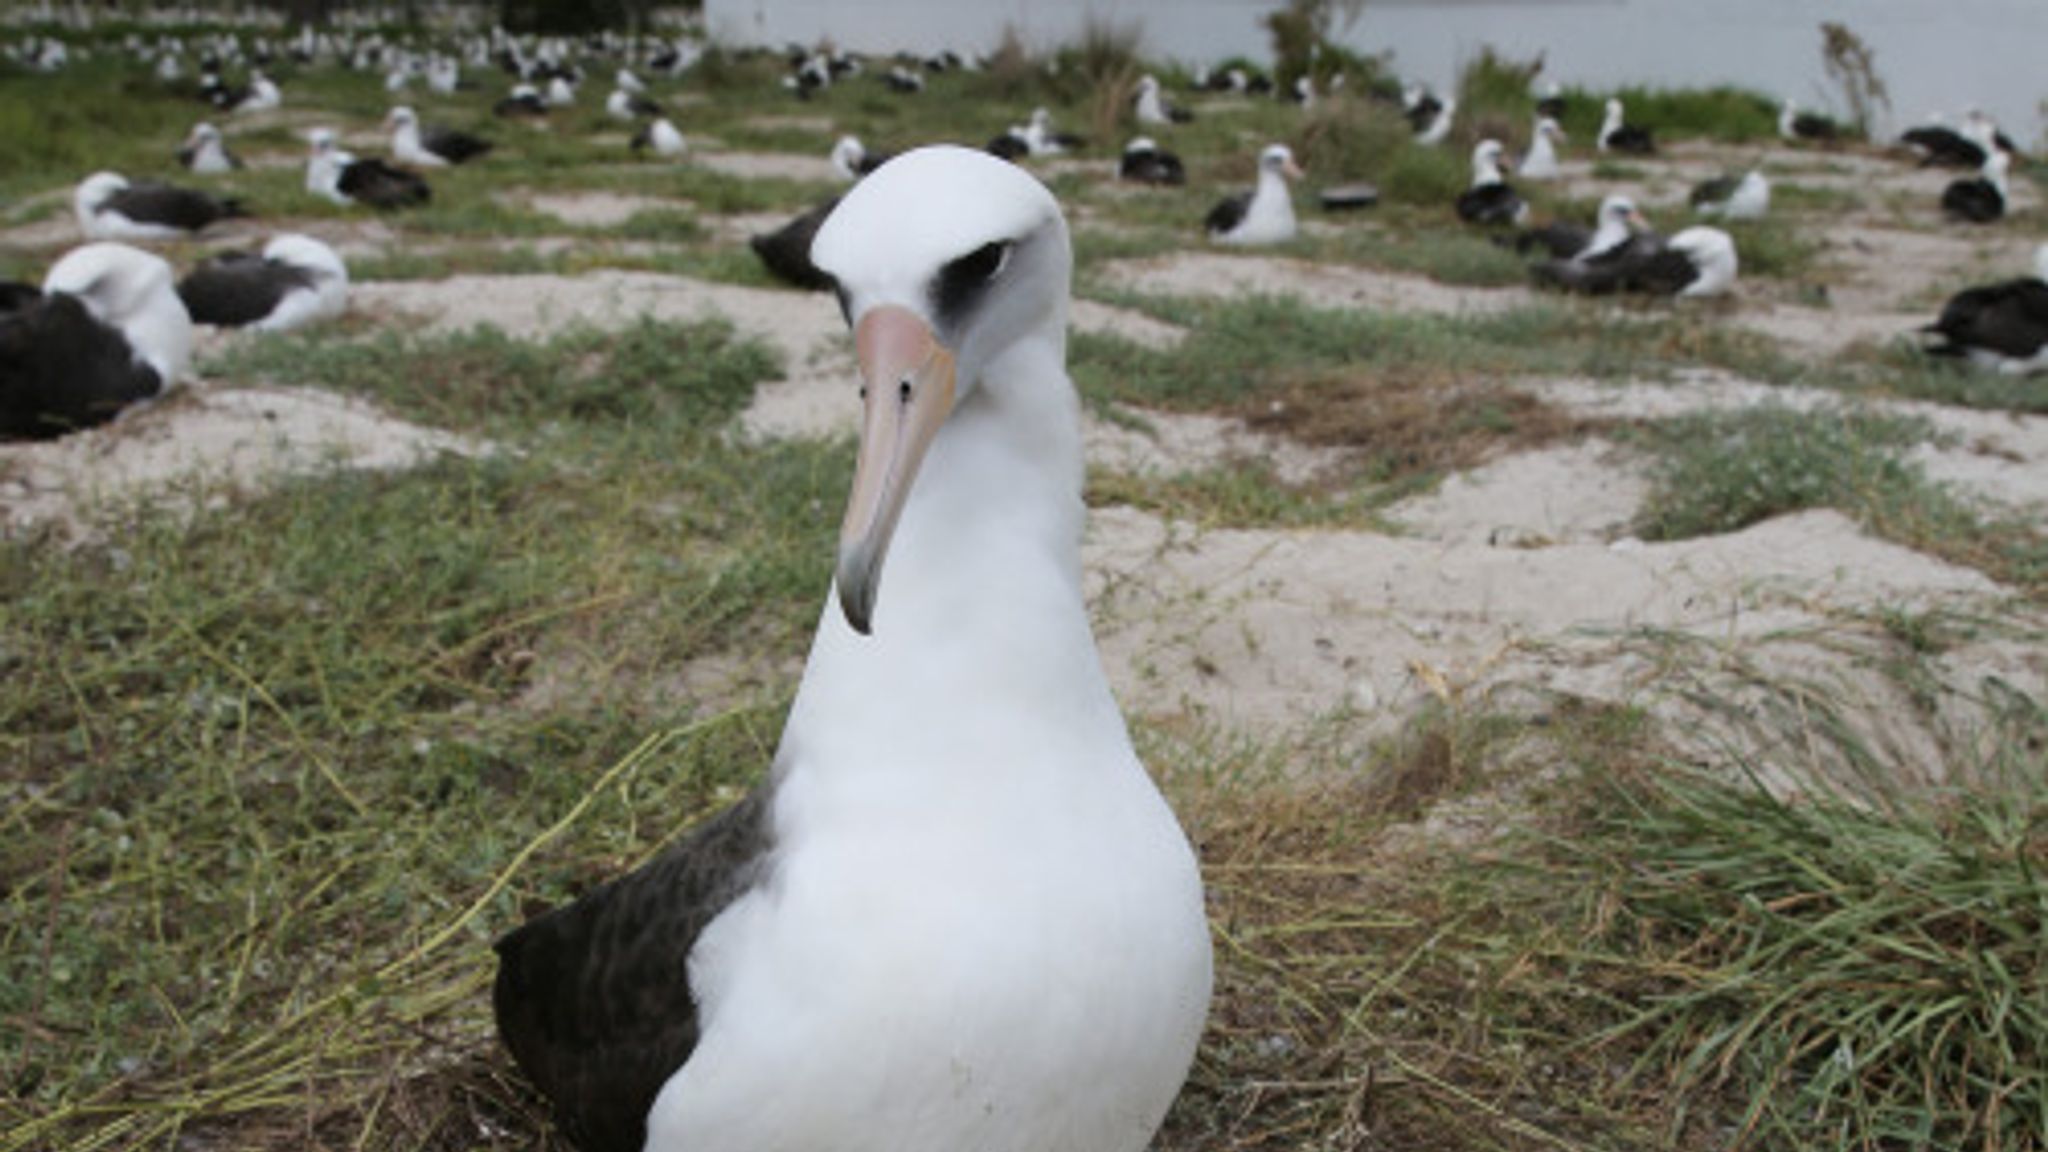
[1455,140,1527,226]
[177,121,242,173]
[1534,225,1737,298]
[307,128,430,209]
[1597,98,1655,154]
[632,117,687,158]
[1941,149,2009,223]
[1919,242,2048,374]
[1779,98,1844,142]
[1,242,192,439]
[176,232,349,332]
[75,171,245,240]
[1205,143,1302,244]
[1118,137,1186,186]
[387,105,492,167]
[1133,74,1192,125]
[492,144,1213,1152]
[1691,168,1769,219]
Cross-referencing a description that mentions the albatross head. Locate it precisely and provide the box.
[43,242,193,384]
[811,145,1070,634]
[1258,143,1304,181]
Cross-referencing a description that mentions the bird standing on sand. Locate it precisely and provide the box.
[1920,243,2048,374]
[1206,143,1302,244]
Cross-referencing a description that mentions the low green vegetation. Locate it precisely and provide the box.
[1630,404,2048,591]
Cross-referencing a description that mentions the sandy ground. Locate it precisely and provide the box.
[5,135,2042,764]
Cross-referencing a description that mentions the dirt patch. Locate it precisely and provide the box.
[1083,503,2005,734]
[1245,368,1601,482]
[521,191,686,228]
[0,381,481,536]
[1387,439,1647,547]
[1102,251,1530,314]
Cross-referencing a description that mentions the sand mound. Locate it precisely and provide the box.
[1101,251,1530,314]
[1,381,481,536]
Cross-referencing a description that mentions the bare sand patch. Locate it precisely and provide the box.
[1386,439,1646,547]
[694,149,838,183]
[1083,503,2004,734]
[1101,251,1530,313]
[0,380,480,535]
[522,190,687,228]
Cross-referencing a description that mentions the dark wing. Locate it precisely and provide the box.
[1205,191,1252,236]
[1926,279,2048,358]
[1166,104,1194,124]
[1609,126,1656,154]
[1941,178,2004,223]
[0,291,164,439]
[1318,182,1379,211]
[1119,149,1185,186]
[1504,221,1592,259]
[106,183,243,231]
[176,144,198,168]
[338,158,432,209]
[495,94,548,118]
[854,149,893,175]
[1404,95,1442,133]
[494,787,775,1152]
[986,133,1029,162]
[1793,112,1841,140]
[629,125,652,153]
[1456,183,1523,225]
[177,252,315,327]
[630,94,663,117]
[423,126,492,163]
[1532,234,1663,295]
[1901,127,1984,168]
[748,198,841,291]
[1048,131,1088,151]
[1536,95,1567,119]
[1690,175,1737,207]
[1617,245,1704,296]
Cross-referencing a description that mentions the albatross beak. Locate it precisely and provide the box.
[836,304,958,635]
[1284,157,1306,180]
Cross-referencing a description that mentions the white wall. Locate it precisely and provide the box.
[702,0,2048,146]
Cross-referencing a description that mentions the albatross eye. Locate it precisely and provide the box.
[931,240,1014,329]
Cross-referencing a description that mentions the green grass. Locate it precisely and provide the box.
[1629,404,2048,592]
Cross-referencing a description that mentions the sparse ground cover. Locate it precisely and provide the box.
[3,18,2045,1152]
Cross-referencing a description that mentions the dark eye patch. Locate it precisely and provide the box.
[931,240,1012,330]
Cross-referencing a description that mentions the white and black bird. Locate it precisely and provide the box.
[1519,116,1565,181]
[177,121,242,173]
[830,135,889,181]
[615,66,646,94]
[494,83,549,118]
[631,117,687,159]
[1900,116,1988,169]
[1118,137,1185,186]
[1,242,192,440]
[1510,193,1649,260]
[1691,168,1770,219]
[1779,98,1844,142]
[1133,74,1191,125]
[1206,143,1302,244]
[307,129,430,209]
[227,69,281,114]
[1455,139,1527,226]
[605,87,661,121]
[1920,243,2048,374]
[883,65,925,94]
[75,171,245,241]
[1411,90,1455,146]
[176,233,348,332]
[1597,97,1655,154]
[545,74,578,107]
[1017,107,1085,157]
[387,105,492,166]
[1942,150,2010,223]
[1534,225,1737,298]
[493,144,1212,1152]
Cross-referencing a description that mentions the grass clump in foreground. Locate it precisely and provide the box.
[1630,404,2048,592]
[1,318,849,1150]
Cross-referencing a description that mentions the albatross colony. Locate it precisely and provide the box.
[492,145,1214,1152]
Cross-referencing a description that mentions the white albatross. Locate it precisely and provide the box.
[491,144,1214,1152]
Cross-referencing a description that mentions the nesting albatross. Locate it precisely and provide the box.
[494,145,1213,1152]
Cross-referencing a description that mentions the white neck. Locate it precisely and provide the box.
[1587,215,1630,256]
[781,329,1122,792]
[1471,154,1504,187]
